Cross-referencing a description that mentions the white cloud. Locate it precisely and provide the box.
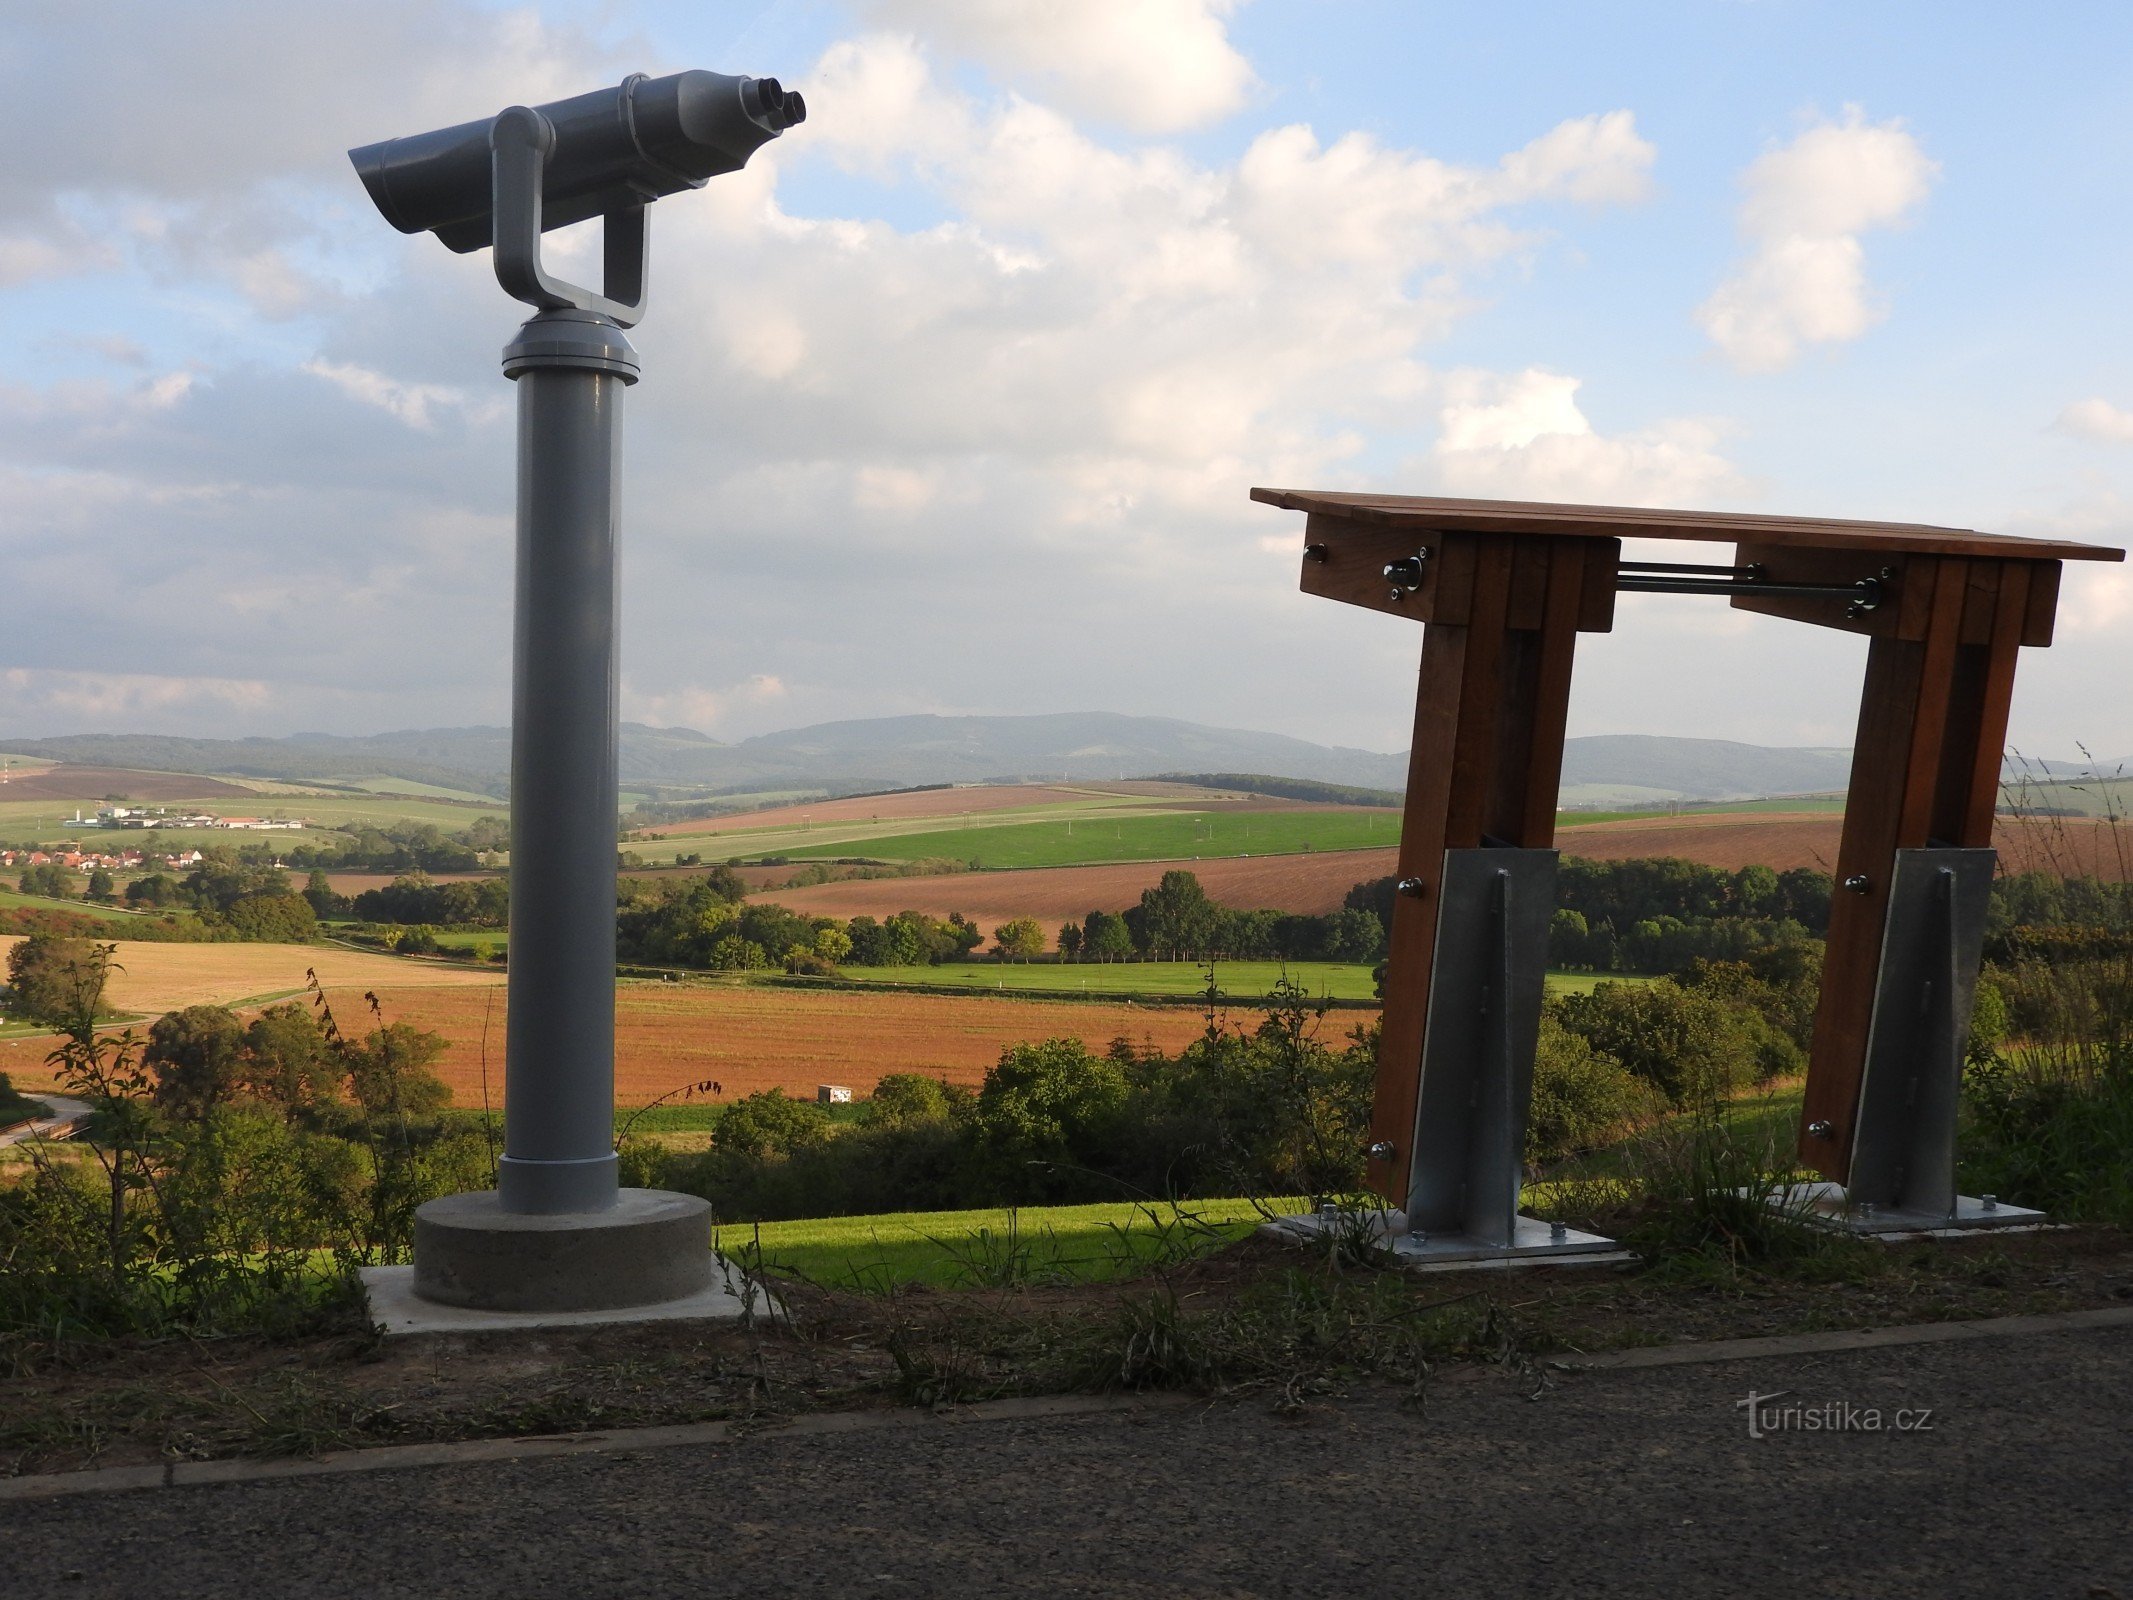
[302,358,490,430]
[855,0,1256,133]
[0,668,271,723]
[1429,369,1747,505]
[1697,108,1938,372]
[623,675,790,733]
[2056,398,2133,446]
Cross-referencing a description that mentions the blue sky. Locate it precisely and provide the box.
[1,0,2127,759]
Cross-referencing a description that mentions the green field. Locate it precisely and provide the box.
[722,1197,1315,1290]
[0,785,505,847]
[767,809,1403,869]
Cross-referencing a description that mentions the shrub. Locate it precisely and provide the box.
[1525,1016,1654,1163]
[1550,979,1761,1107]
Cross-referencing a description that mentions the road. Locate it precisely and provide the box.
[2,1322,2127,1597]
[0,1092,89,1148]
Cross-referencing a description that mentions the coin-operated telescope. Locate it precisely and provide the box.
[350,70,806,321]
[345,71,805,1315]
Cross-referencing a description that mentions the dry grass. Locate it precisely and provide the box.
[0,936,498,1015]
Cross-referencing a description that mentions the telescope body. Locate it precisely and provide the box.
[350,70,804,253]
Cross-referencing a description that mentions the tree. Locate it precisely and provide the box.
[242,1002,342,1116]
[4,935,112,1026]
[342,1021,453,1118]
[126,873,181,908]
[18,862,76,899]
[708,934,769,971]
[220,892,318,943]
[146,1005,249,1121]
[1081,911,1133,963]
[182,850,290,913]
[1057,922,1082,960]
[1137,871,1217,960]
[992,918,1047,962]
[1324,906,1384,963]
[84,868,115,903]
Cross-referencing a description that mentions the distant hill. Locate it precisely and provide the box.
[9,715,2115,807]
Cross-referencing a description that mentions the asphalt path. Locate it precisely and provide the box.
[0,1092,89,1148]
[3,1325,2128,1599]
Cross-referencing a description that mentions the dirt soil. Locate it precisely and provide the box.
[4,1225,2127,1480]
[753,848,1399,923]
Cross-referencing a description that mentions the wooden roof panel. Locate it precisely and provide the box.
[1250,488,2125,563]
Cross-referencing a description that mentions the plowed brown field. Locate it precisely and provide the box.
[387,984,1240,1106]
[0,978,1249,1105]
[753,848,1398,924]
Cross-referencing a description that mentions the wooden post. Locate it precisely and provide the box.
[1366,533,1608,1201]
[1798,558,2035,1179]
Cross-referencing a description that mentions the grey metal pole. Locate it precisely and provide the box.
[495,308,641,1215]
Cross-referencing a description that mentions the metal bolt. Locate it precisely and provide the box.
[1549,1220,1568,1242]
[1383,554,1428,587]
[1843,874,1872,894]
[1304,542,1329,564]
[1807,1120,1834,1139]
[1858,1201,1876,1220]
[1366,1140,1396,1163]
[1318,1201,1338,1219]
[1397,877,1426,898]
[1408,1229,1428,1246]
[1981,1194,1998,1211]
[1387,586,1406,603]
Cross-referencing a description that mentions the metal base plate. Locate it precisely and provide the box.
[1777,1182,2047,1236]
[360,1260,773,1337]
[1263,1209,1627,1270]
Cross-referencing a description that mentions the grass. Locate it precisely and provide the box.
[723,1198,1315,1290]
[768,809,1406,868]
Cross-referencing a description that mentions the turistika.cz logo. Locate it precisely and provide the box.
[1736,1390,1936,1439]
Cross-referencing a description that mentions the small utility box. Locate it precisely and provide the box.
[818,1085,853,1106]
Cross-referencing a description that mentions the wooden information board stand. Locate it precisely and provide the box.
[1254,488,2123,1256]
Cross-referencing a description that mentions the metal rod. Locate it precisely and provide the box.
[1616,575,1883,605]
[1617,559,1762,578]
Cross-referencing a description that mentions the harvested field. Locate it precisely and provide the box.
[303,870,498,896]
[348,982,1236,1107]
[0,937,498,1018]
[0,764,254,803]
[648,784,1104,838]
[753,848,1398,924]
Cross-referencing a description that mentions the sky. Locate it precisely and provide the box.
[1,0,2129,760]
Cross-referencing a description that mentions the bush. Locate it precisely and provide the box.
[1550,979,1762,1107]
[1525,1016,1654,1163]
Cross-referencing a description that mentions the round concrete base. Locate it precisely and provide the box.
[413,1188,716,1313]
